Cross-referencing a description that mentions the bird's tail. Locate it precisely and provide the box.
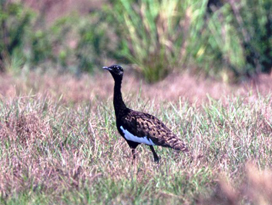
[168,135,189,152]
[172,141,188,152]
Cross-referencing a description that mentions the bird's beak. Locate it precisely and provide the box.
[103,66,112,71]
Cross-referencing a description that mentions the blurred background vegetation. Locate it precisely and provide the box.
[0,0,271,83]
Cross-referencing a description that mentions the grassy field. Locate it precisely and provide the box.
[0,72,272,204]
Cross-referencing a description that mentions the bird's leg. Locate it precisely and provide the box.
[149,146,159,162]
[127,142,139,164]
[132,148,136,161]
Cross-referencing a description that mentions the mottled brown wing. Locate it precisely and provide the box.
[122,111,188,151]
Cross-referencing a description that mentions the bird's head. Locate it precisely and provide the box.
[103,65,124,80]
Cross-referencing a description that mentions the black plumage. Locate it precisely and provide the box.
[103,65,188,162]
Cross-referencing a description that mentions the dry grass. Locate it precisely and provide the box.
[202,163,272,205]
[21,0,106,22]
[0,71,272,204]
[1,70,272,104]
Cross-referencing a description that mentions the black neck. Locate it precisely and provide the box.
[113,77,127,117]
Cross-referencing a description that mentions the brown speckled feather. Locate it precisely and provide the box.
[121,110,188,151]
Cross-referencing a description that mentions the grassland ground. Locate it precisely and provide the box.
[0,71,272,204]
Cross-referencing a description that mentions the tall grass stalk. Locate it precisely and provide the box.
[112,0,194,82]
[188,0,272,81]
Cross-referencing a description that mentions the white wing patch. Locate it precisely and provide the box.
[120,126,155,146]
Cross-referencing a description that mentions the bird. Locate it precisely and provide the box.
[103,64,188,162]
